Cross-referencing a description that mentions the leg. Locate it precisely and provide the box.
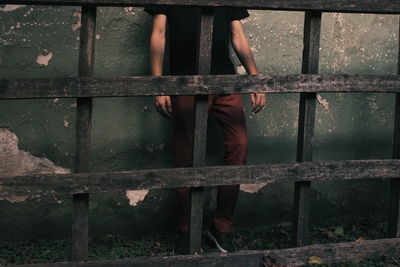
[210,94,248,232]
[172,95,214,232]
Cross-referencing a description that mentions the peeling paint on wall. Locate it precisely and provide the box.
[124,7,136,15]
[71,12,81,31]
[236,65,246,75]
[126,190,149,206]
[124,185,267,207]
[240,183,268,193]
[317,94,329,111]
[366,95,379,113]
[23,7,34,17]
[0,7,397,238]
[0,128,70,202]
[0,5,26,12]
[36,51,53,66]
[330,13,351,72]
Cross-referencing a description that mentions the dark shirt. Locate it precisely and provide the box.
[145,6,249,75]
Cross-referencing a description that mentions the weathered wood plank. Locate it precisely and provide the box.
[71,5,97,261]
[292,180,311,246]
[1,160,400,198]
[3,0,400,14]
[2,74,400,99]
[189,8,214,254]
[195,8,214,78]
[71,193,89,261]
[14,238,400,267]
[292,11,321,247]
[395,93,400,158]
[189,186,205,254]
[388,17,400,238]
[389,179,400,237]
[264,238,400,266]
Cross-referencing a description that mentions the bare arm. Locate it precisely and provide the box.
[230,20,266,113]
[150,14,166,76]
[149,13,172,118]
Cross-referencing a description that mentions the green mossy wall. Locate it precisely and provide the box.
[0,5,397,240]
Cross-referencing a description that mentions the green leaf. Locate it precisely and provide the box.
[308,256,324,264]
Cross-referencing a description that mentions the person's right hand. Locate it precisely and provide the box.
[155,96,172,118]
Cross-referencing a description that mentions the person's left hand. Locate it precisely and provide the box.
[250,93,266,114]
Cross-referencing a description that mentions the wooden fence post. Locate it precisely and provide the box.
[71,5,97,261]
[388,17,400,238]
[189,7,214,254]
[292,11,321,247]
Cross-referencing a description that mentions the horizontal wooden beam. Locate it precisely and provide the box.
[1,74,400,100]
[15,238,400,267]
[1,159,400,198]
[3,0,400,14]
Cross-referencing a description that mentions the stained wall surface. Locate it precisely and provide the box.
[0,5,398,240]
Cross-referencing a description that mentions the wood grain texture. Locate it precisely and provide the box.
[388,17,400,238]
[292,180,311,246]
[3,0,400,13]
[189,8,214,255]
[71,193,89,261]
[394,93,400,159]
[15,238,400,267]
[292,11,321,247]
[264,237,400,266]
[2,74,400,99]
[189,187,205,254]
[389,179,400,238]
[1,159,400,198]
[301,12,321,75]
[389,93,400,237]
[71,5,97,261]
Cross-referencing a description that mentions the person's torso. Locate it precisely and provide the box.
[166,7,236,75]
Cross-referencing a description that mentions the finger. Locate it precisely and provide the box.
[260,94,266,111]
[166,97,173,115]
[155,96,161,111]
[250,94,256,110]
[160,103,172,118]
[254,94,260,111]
[254,94,263,113]
[252,94,259,113]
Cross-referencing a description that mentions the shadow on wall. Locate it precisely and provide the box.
[0,7,397,240]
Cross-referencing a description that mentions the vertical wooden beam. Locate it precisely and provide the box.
[388,17,400,238]
[292,11,321,247]
[71,5,97,261]
[189,8,214,254]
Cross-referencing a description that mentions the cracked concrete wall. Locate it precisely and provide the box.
[0,128,70,203]
[0,5,398,240]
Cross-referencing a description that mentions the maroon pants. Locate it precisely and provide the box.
[172,94,248,233]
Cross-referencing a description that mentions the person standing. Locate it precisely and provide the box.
[145,5,266,254]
